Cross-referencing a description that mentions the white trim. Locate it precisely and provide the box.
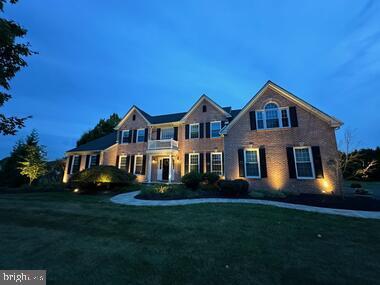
[88,154,98,168]
[136,128,145,143]
[160,127,174,140]
[70,155,80,174]
[189,153,200,172]
[255,105,290,130]
[189,123,200,139]
[244,148,261,178]
[115,106,150,130]
[134,154,144,175]
[210,152,223,175]
[118,155,128,170]
[121,130,130,144]
[210,121,222,138]
[293,146,315,179]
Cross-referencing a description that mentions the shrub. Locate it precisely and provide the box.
[350,183,362,189]
[218,179,249,197]
[137,184,199,200]
[263,190,287,199]
[69,166,136,191]
[181,171,203,190]
[249,191,265,199]
[202,172,220,185]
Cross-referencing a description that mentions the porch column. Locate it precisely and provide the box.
[168,153,172,183]
[147,154,152,183]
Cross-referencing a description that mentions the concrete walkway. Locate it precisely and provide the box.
[110,191,380,220]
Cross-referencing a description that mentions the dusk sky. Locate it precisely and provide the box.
[1,0,379,160]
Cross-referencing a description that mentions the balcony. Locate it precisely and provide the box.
[147,139,178,152]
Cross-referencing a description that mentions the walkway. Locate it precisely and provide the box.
[110,191,380,220]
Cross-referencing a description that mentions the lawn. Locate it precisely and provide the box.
[0,192,379,284]
[344,180,380,199]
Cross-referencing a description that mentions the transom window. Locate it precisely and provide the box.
[211,152,223,175]
[210,121,221,138]
[293,147,315,179]
[244,149,260,178]
[189,153,199,172]
[88,154,99,168]
[161,127,174,140]
[71,155,80,174]
[256,102,290,130]
[122,130,130,143]
[119,155,128,170]
[134,155,143,175]
[137,129,145,143]
[190,123,199,139]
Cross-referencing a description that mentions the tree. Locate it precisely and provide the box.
[0,0,35,135]
[18,144,47,185]
[77,113,121,146]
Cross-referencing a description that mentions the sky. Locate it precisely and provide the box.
[1,0,379,160]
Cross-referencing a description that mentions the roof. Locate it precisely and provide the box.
[66,132,117,153]
[135,107,187,124]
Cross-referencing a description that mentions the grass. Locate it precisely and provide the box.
[0,192,380,284]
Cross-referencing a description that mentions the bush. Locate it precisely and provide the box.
[351,183,362,189]
[249,191,265,199]
[218,179,249,197]
[261,190,287,199]
[69,166,136,192]
[202,172,220,185]
[137,184,200,200]
[181,172,203,190]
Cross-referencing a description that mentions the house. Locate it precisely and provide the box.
[63,81,343,194]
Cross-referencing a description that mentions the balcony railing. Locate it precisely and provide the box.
[147,139,178,151]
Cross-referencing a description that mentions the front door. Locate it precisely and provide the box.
[162,158,169,181]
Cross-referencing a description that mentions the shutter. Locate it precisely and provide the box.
[96,154,100,166]
[128,131,132,143]
[130,155,135,173]
[116,155,120,168]
[200,123,204,138]
[205,122,210,138]
[238,149,245,177]
[199,153,204,173]
[144,128,148,142]
[141,155,146,175]
[259,148,267,178]
[77,156,82,172]
[222,152,225,175]
[126,156,130,172]
[289,106,298,127]
[206,152,211,173]
[132,130,137,143]
[118,131,122,144]
[312,146,324,178]
[286,147,297,178]
[184,153,189,174]
[156,128,161,140]
[249,111,256,130]
[85,155,90,169]
[173,127,178,141]
[221,121,225,128]
[185,124,189,139]
[67,156,73,174]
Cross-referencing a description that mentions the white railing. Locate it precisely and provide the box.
[148,139,178,150]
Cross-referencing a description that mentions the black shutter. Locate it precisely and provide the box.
[132,130,137,143]
[85,155,90,169]
[77,156,82,172]
[259,148,267,178]
[141,155,146,175]
[184,153,189,174]
[206,152,211,173]
[238,149,245,177]
[222,152,225,175]
[199,153,204,173]
[312,146,324,178]
[67,156,73,174]
[289,106,298,127]
[127,131,132,143]
[286,147,297,178]
[126,156,130,172]
[205,122,210,138]
[96,154,100,166]
[173,127,178,141]
[144,128,148,142]
[116,155,120,168]
[118,131,122,144]
[185,125,189,139]
[250,111,256,130]
[221,121,225,128]
[130,155,135,173]
[199,123,204,138]
[156,128,161,140]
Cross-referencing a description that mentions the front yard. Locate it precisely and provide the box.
[0,191,379,284]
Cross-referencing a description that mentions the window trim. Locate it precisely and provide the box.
[70,155,80,174]
[189,123,200,139]
[189,153,200,172]
[210,121,222,138]
[134,154,144,175]
[293,146,315,179]
[118,155,127,170]
[88,154,98,168]
[160,127,175,140]
[211,152,223,175]
[244,148,261,178]
[121,130,130,144]
[256,103,290,130]
[136,128,145,143]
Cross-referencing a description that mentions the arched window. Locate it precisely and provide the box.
[264,102,280,128]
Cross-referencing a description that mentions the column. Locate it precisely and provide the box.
[147,154,152,183]
[168,154,172,183]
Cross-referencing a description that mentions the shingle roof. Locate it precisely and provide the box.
[67,132,117,153]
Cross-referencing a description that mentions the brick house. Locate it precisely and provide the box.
[63,81,343,194]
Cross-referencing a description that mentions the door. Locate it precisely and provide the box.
[162,158,169,180]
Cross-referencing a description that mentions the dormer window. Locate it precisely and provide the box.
[256,102,290,130]
[202,105,207,112]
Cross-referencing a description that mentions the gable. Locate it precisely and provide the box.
[115,106,150,130]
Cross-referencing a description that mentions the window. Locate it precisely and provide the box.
[161,127,174,140]
[189,153,199,172]
[119,155,128,170]
[88,154,99,168]
[137,129,145,143]
[256,102,290,130]
[190,123,199,139]
[121,130,130,144]
[244,149,260,178]
[202,105,207,112]
[211,153,223,175]
[294,147,315,179]
[134,155,143,175]
[71,155,80,174]
[132,114,136,120]
[210,121,221,138]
